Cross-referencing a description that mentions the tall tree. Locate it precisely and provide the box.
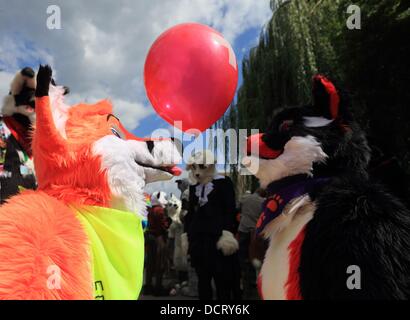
[221,0,410,201]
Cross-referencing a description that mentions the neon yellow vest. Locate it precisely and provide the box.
[75,206,144,300]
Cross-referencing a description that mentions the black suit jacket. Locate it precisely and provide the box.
[185,176,236,238]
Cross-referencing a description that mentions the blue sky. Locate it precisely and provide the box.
[0,0,272,195]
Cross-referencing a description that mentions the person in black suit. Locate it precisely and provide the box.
[184,150,241,300]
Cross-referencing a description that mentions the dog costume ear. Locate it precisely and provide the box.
[312,75,340,120]
[2,67,37,116]
[10,67,36,96]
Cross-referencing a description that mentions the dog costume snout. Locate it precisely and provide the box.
[246,133,282,160]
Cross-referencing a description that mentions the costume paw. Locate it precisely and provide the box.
[35,65,52,97]
[216,230,239,256]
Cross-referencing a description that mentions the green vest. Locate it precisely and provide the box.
[76,206,145,300]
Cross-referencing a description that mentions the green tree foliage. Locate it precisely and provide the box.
[222,0,410,199]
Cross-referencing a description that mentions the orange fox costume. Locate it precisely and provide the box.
[0,65,182,300]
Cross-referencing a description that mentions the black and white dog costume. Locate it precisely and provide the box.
[1,68,37,202]
[243,75,410,299]
[185,150,241,300]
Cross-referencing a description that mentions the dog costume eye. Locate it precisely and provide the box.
[279,120,294,132]
[111,127,122,139]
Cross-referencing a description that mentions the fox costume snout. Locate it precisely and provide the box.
[0,65,182,300]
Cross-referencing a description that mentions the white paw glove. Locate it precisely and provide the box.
[181,232,189,256]
[216,230,239,256]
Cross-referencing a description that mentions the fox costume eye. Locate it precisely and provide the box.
[279,120,294,132]
[107,114,126,139]
[110,127,123,139]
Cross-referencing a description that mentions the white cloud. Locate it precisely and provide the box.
[110,98,153,129]
[0,71,14,98]
[65,90,153,129]
[0,0,271,131]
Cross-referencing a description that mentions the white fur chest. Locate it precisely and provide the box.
[259,195,316,300]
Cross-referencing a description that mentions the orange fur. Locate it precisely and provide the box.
[65,100,114,143]
[0,88,152,299]
[33,97,112,207]
[0,191,92,300]
[0,96,115,299]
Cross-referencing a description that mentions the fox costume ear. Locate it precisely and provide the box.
[312,75,340,120]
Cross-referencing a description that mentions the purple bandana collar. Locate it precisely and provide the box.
[256,174,330,235]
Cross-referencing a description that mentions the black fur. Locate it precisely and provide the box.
[12,67,36,109]
[301,176,410,299]
[11,113,31,129]
[260,75,410,299]
[14,87,35,108]
[35,65,52,97]
[263,84,370,179]
[21,67,35,78]
[0,134,36,204]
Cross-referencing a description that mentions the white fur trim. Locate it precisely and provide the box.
[261,195,311,239]
[260,195,315,300]
[92,135,182,219]
[303,116,334,127]
[242,135,328,188]
[48,85,72,139]
[216,230,239,256]
[93,135,147,219]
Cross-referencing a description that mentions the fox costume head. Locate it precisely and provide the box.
[34,65,182,217]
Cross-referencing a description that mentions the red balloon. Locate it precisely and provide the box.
[144,23,238,132]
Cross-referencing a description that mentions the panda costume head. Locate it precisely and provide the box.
[150,191,168,208]
[2,67,69,124]
[0,67,68,202]
[1,68,38,202]
[2,67,37,123]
